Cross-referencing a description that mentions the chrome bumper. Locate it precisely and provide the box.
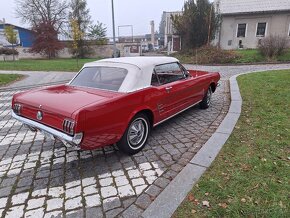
[11,111,81,150]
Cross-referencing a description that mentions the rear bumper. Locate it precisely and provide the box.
[11,110,81,150]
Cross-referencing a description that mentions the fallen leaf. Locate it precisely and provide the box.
[202,200,210,207]
[191,209,197,214]
[241,198,246,203]
[188,193,195,202]
[218,203,228,208]
[205,192,209,196]
[261,158,267,162]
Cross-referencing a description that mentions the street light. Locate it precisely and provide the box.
[111,0,117,58]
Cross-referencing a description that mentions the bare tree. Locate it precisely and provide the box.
[15,0,68,31]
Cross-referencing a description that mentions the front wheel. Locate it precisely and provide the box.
[117,113,150,155]
[199,86,213,109]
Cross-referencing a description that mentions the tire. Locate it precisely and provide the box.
[199,86,213,109]
[117,113,150,155]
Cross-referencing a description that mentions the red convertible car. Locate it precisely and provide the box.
[12,57,220,154]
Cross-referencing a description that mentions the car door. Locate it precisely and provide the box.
[152,62,193,120]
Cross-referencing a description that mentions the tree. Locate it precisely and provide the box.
[172,0,218,50]
[69,0,92,58]
[30,22,64,59]
[88,22,107,45]
[70,19,83,66]
[4,25,18,61]
[15,0,68,32]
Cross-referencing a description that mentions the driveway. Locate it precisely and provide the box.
[0,64,289,217]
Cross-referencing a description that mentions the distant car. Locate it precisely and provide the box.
[12,57,220,155]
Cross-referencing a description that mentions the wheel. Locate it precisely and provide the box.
[117,113,150,155]
[199,86,213,109]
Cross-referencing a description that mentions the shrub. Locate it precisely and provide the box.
[258,35,289,59]
[172,46,241,64]
[0,47,19,55]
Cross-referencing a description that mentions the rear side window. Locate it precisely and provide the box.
[151,62,185,86]
[70,67,128,91]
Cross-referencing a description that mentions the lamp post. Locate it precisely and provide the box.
[111,0,117,58]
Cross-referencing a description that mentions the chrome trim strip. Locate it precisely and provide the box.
[153,100,202,127]
[11,111,74,143]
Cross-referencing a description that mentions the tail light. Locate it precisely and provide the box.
[13,103,22,115]
[63,119,75,135]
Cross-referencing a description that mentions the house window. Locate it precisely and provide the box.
[237,24,246,37]
[256,22,267,37]
[288,24,290,36]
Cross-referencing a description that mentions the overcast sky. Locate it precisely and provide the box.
[0,0,188,36]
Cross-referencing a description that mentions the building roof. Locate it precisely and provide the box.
[83,57,179,93]
[216,0,290,15]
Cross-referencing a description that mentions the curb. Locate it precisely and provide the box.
[142,74,242,218]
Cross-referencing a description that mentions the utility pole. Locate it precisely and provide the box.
[111,0,117,58]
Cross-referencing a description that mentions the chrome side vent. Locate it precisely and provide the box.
[62,119,75,135]
[13,103,22,115]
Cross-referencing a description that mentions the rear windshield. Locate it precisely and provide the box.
[69,67,128,91]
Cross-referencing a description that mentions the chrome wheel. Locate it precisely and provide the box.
[127,117,149,150]
[206,87,212,106]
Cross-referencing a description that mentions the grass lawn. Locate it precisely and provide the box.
[0,58,99,72]
[0,74,24,86]
[235,49,290,63]
[174,70,290,217]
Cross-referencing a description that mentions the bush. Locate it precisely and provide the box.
[258,35,289,59]
[172,46,241,64]
[0,47,19,55]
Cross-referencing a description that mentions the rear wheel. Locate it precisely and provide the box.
[117,113,150,155]
[199,86,213,109]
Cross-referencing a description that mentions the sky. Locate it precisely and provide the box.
[0,0,187,36]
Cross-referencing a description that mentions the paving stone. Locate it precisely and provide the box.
[99,177,113,187]
[26,197,45,210]
[145,185,161,198]
[131,178,145,187]
[154,177,170,189]
[85,207,103,218]
[103,197,121,211]
[135,185,148,195]
[24,207,44,218]
[0,186,12,197]
[11,192,29,205]
[115,176,129,186]
[66,209,84,218]
[127,169,141,178]
[83,185,98,196]
[0,197,8,208]
[135,194,152,209]
[100,186,117,198]
[5,205,25,218]
[65,196,82,210]
[105,207,123,218]
[65,186,82,199]
[118,184,135,198]
[46,198,63,211]
[121,204,143,218]
[44,210,62,218]
[82,178,95,187]
[48,187,64,198]
[85,194,101,207]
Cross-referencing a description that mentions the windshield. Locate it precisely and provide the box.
[69,67,128,91]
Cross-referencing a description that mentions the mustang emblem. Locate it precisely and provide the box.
[36,111,43,120]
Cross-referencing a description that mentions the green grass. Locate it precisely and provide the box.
[234,49,290,63]
[0,74,24,86]
[174,70,290,217]
[0,58,100,72]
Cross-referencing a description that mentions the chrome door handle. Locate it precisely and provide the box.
[165,87,172,93]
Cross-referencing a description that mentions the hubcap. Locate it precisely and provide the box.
[127,118,148,149]
[206,88,212,105]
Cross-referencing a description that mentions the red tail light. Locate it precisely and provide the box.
[63,119,75,135]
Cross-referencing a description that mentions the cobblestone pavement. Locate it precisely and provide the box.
[0,64,289,218]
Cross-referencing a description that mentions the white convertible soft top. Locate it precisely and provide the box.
[82,56,179,93]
